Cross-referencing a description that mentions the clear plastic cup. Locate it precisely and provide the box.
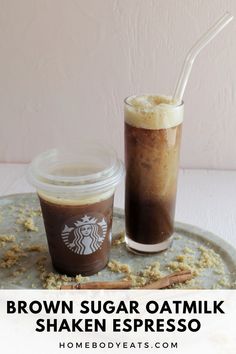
[28,145,124,276]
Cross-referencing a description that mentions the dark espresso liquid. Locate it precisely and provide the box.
[125,122,182,245]
[39,195,114,276]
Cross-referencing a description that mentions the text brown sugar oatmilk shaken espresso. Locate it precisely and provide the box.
[125,95,184,253]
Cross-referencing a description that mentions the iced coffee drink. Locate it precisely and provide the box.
[125,95,184,253]
[28,146,123,276]
[38,191,114,276]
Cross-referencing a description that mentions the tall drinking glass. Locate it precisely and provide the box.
[124,95,184,253]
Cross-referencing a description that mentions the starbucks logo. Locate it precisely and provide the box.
[61,215,107,255]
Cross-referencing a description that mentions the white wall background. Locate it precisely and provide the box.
[0,0,235,168]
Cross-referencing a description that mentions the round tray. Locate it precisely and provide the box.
[0,193,235,289]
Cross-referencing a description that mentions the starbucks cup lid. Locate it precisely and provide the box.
[28,144,124,198]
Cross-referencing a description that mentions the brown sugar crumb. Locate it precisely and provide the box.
[166,244,229,288]
[117,261,162,288]
[167,258,197,275]
[41,272,70,289]
[212,278,231,289]
[36,256,47,266]
[75,275,84,283]
[22,217,38,232]
[0,245,27,269]
[123,274,147,288]
[41,272,87,289]
[36,257,87,289]
[11,267,27,277]
[112,231,125,246]
[140,261,161,281]
[171,277,200,289]
[37,261,71,289]
[124,262,162,288]
[17,206,42,218]
[25,244,47,252]
[183,247,194,254]
[16,216,38,232]
[196,246,224,273]
[27,209,42,217]
[217,277,231,288]
[166,250,200,278]
[107,260,131,274]
[0,234,16,248]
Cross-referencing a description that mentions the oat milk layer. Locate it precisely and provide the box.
[125,95,184,130]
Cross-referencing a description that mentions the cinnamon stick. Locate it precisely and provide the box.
[142,270,192,289]
[60,280,132,290]
[60,270,192,290]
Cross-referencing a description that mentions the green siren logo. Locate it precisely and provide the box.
[61,215,107,255]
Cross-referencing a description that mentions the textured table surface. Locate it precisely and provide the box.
[0,163,235,248]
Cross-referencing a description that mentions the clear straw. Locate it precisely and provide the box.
[173,12,233,102]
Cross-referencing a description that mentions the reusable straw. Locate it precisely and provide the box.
[173,12,233,102]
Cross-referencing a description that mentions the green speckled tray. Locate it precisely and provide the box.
[0,193,235,289]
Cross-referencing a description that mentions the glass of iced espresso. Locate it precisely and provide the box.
[28,145,123,276]
[124,95,184,253]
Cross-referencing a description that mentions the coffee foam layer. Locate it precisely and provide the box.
[125,95,184,130]
[38,190,114,206]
